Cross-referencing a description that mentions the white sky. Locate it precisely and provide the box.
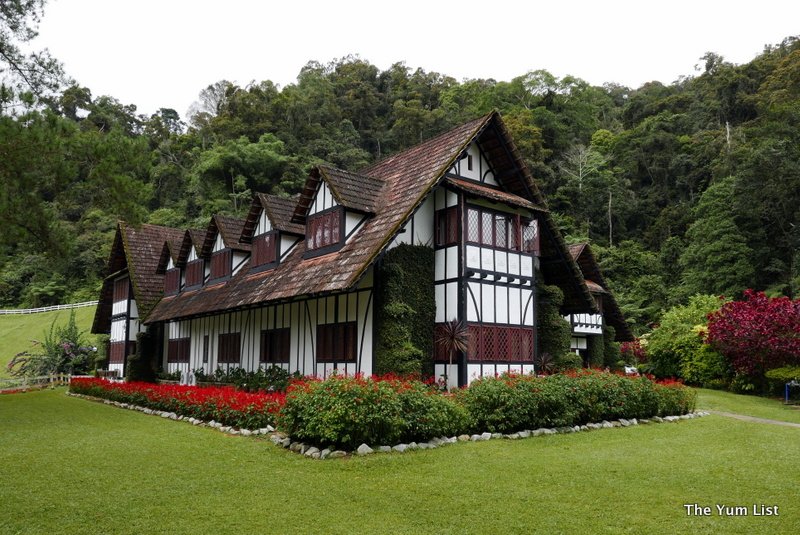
[34,0,800,119]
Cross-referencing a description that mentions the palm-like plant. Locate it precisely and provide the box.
[435,319,468,390]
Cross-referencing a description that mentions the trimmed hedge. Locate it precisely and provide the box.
[278,375,468,449]
[457,371,695,434]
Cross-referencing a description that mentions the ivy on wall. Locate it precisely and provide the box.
[536,280,572,363]
[373,244,435,376]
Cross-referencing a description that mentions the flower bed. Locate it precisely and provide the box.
[71,370,696,452]
[69,377,285,429]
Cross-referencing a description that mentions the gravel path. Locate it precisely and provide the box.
[709,410,800,428]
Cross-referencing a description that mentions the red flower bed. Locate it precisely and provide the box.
[70,378,285,430]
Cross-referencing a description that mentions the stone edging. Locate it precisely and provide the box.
[67,392,710,460]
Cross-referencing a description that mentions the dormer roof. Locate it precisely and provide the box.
[241,194,304,243]
[200,215,249,257]
[156,233,185,274]
[291,165,385,222]
[176,229,205,267]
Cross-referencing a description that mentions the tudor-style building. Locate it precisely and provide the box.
[93,112,631,386]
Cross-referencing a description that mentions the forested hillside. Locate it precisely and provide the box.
[0,3,797,334]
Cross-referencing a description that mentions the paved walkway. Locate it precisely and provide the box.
[709,410,800,428]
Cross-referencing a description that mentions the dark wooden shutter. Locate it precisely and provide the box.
[218,333,241,364]
[185,260,204,287]
[113,278,129,302]
[164,268,180,294]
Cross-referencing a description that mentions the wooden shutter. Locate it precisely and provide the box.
[164,268,180,294]
[113,278,129,302]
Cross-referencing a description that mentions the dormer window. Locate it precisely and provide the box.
[209,248,232,282]
[164,268,181,295]
[185,259,204,289]
[252,231,277,272]
[306,208,342,254]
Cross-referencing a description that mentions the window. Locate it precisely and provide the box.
[306,209,341,251]
[210,249,232,281]
[202,335,209,364]
[109,341,136,364]
[164,268,181,295]
[252,232,277,270]
[260,328,290,364]
[113,277,129,302]
[466,324,534,362]
[466,206,538,254]
[167,338,190,363]
[316,322,357,362]
[434,206,458,247]
[185,259,204,288]
[217,332,241,364]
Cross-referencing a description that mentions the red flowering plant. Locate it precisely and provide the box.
[620,339,647,364]
[70,378,285,429]
[706,290,800,378]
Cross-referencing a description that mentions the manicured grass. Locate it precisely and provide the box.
[1,389,797,534]
[0,306,98,378]
[696,388,800,424]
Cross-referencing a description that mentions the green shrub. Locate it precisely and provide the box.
[126,330,158,383]
[278,375,462,449]
[587,335,604,367]
[654,382,697,415]
[537,282,571,359]
[648,295,723,379]
[680,343,730,388]
[554,352,583,372]
[765,366,800,397]
[602,325,620,368]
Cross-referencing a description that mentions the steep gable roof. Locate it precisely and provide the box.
[292,165,385,221]
[156,233,186,274]
[568,243,633,341]
[92,222,184,333]
[200,215,249,257]
[176,229,205,267]
[241,194,304,243]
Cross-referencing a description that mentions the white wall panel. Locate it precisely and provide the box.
[412,195,434,245]
[466,245,480,270]
[345,212,363,239]
[522,289,534,326]
[508,254,520,276]
[110,319,126,342]
[434,249,445,280]
[481,284,495,323]
[446,282,458,323]
[213,233,224,253]
[255,210,271,235]
[467,282,480,322]
[509,288,521,325]
[434,284,445,323]
[521,255,533,278]
[445,247,458,279]
[496,286,509,324]
[480,248,493,271]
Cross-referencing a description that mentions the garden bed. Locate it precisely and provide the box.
[70,370,696,457]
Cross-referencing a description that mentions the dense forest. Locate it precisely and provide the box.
[1,2,798,336]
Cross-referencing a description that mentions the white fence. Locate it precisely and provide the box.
[0,374,74,391]
[0,301,98,315]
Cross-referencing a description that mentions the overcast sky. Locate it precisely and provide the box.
[34,0,800,118]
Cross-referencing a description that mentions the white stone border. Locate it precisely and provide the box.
[67,392,710,460]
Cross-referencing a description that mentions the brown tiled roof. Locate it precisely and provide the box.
[156,234,185,274]
[242,194,304,243]
[176,229,205,267]
[568,243,633,342]
[292,166,385,222]
[445,177,545,211]
[200,215,249,257]
[92,222,184,333]
[145,112,595,323]
[147,115,492,322]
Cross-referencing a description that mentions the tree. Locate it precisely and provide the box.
[679,175,754,298]
[646,295,726,381]
[0,0,67,109]
[435,319,468,389]
[706,290,800,378]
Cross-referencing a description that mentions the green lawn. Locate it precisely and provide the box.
[0,306,98,378]
[696,388,800,424]
[1,389,798,534]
